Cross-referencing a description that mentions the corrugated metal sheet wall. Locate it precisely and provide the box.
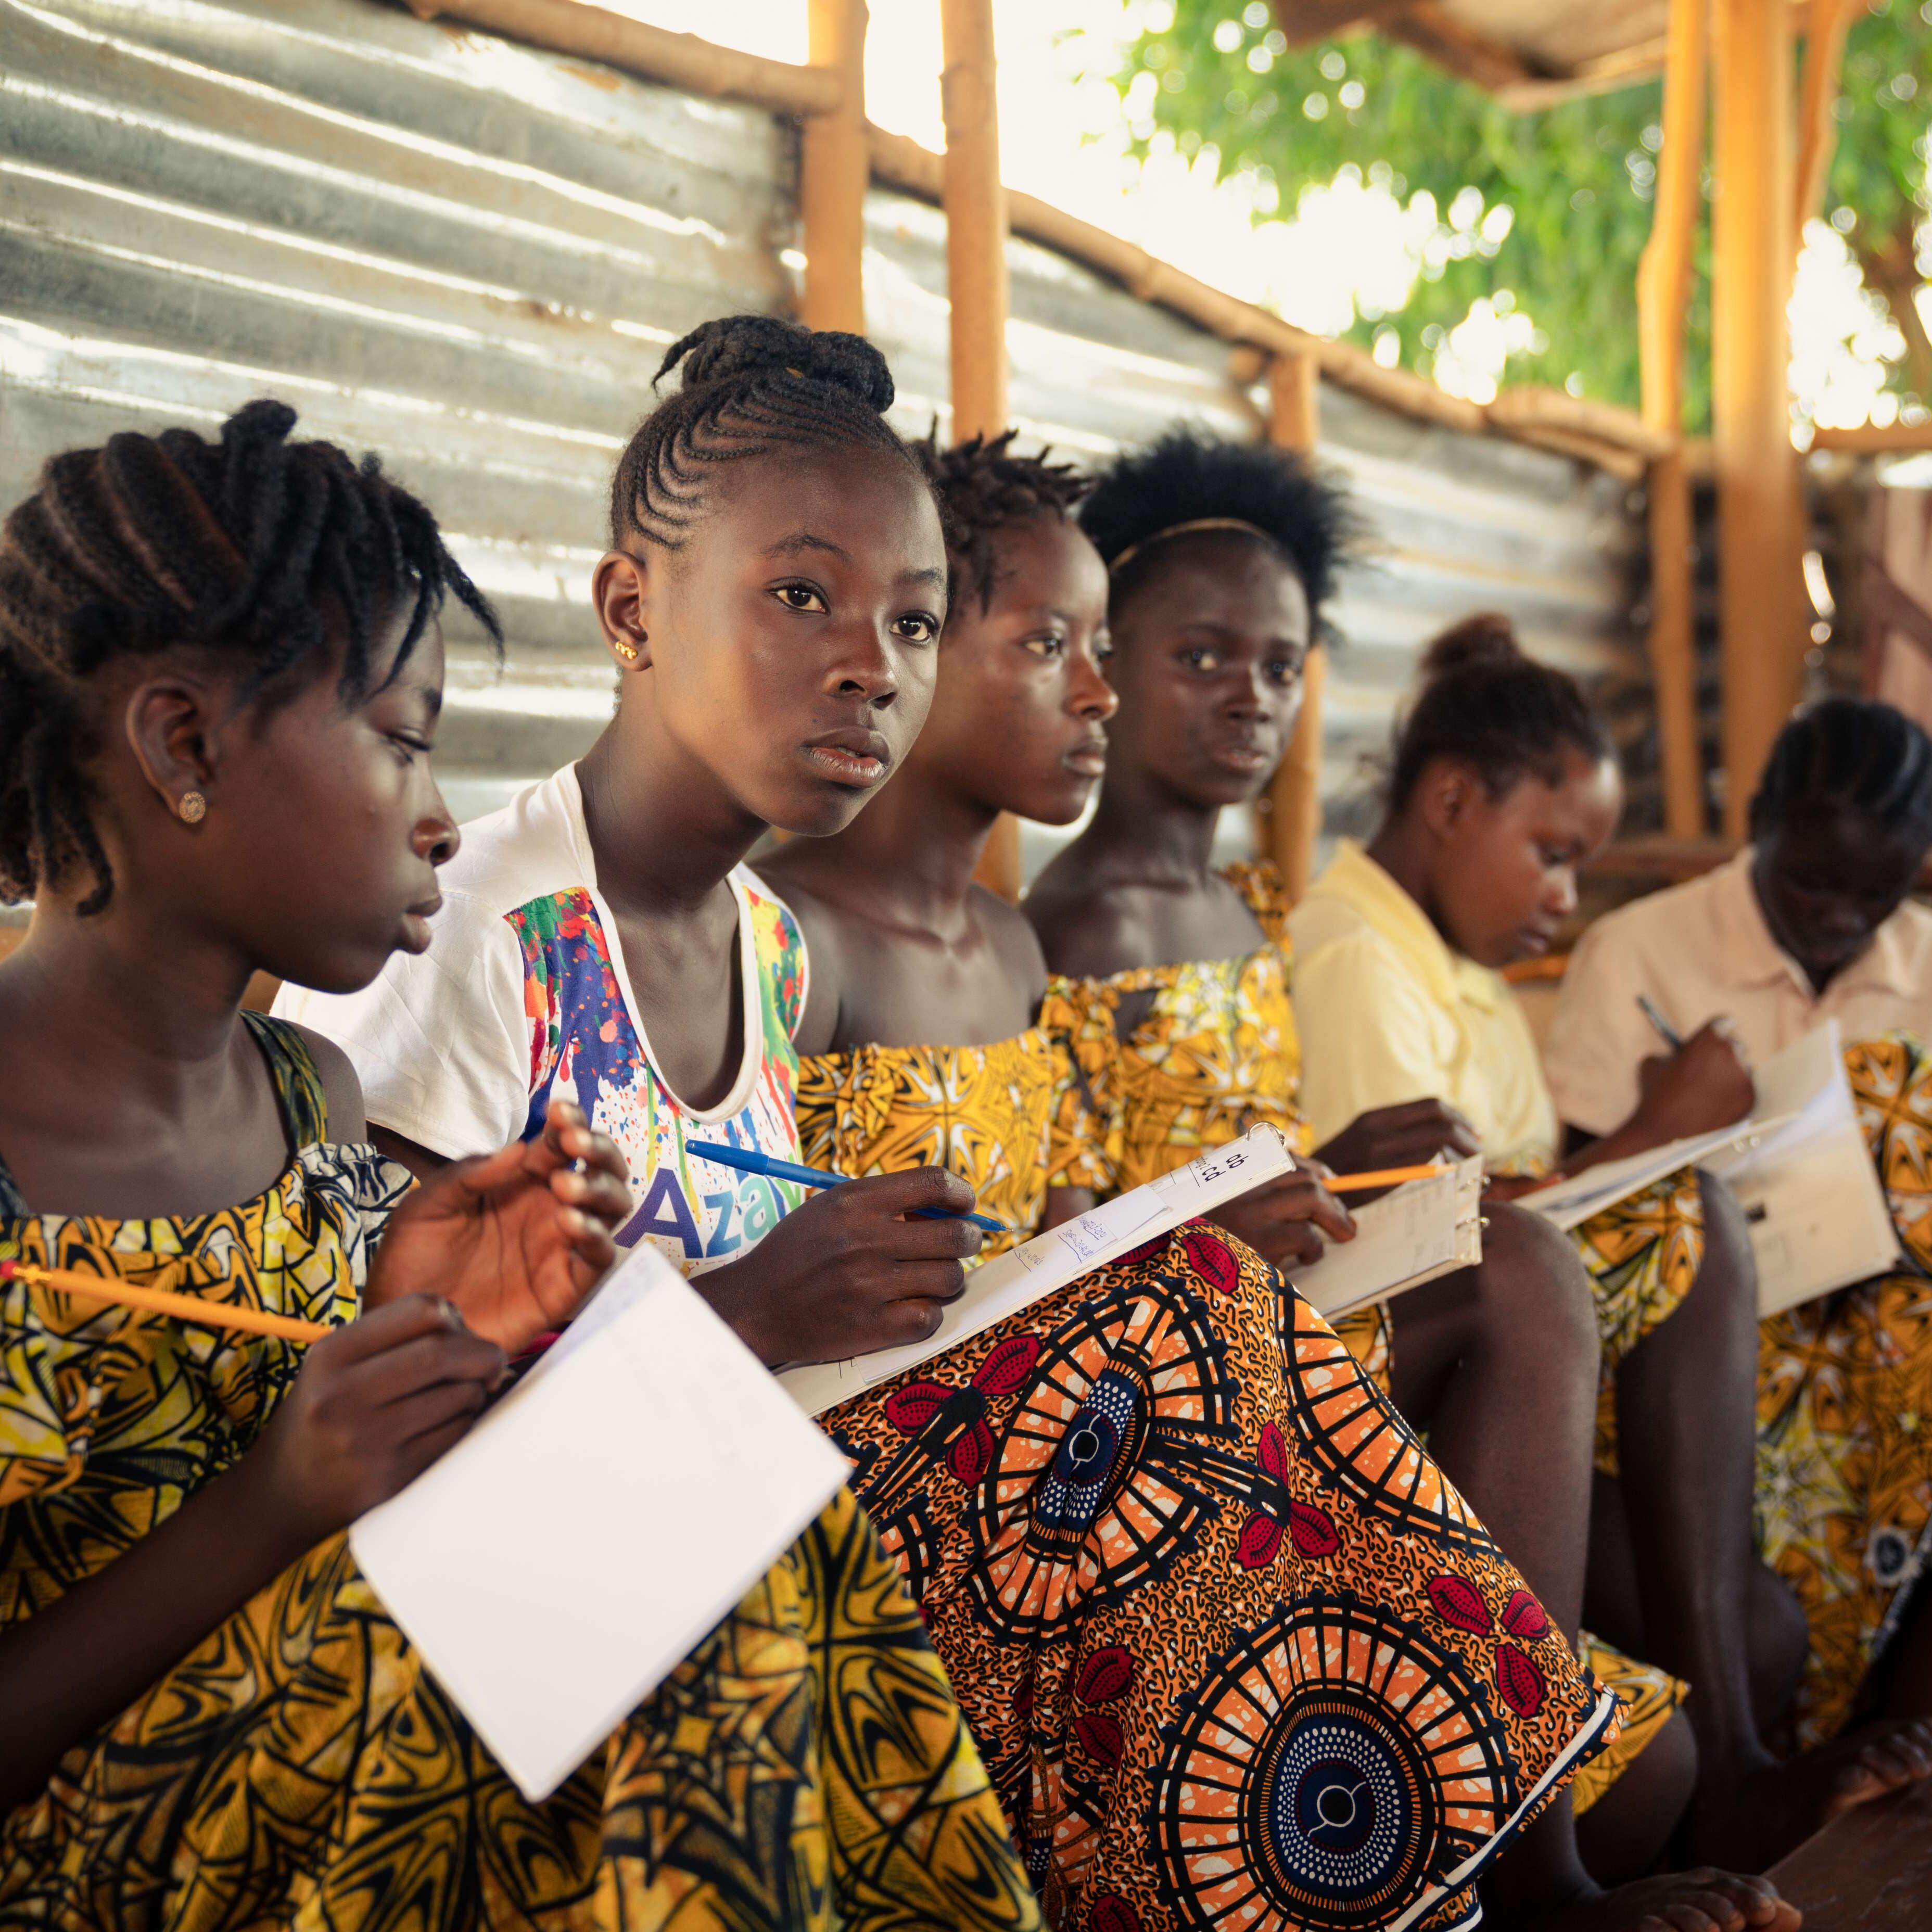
[2,0,1648,851]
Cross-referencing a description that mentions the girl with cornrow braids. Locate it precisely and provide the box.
[0,398,1037,1932]
[756,428,1635,1932]
[1028,431,1809,1926]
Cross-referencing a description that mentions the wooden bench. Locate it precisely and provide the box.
[1768,1782,1932,1928]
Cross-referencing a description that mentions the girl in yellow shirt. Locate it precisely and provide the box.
[1290,615,1932,1867]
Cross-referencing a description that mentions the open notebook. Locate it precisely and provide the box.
[350,1242,850,1803]
[1519,1022,1900,1314]
[1286,1154,1486,1321]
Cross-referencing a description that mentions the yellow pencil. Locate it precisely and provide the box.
[1324,1163,1450,1194]
[0,1258,331,1343]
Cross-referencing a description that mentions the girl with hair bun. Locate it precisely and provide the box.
[252,317,1053,1928]
[1290,616,1932,1869]
[1031,433,1794,1924]
[758,425,1648,1932]
[0,402,998,1930]
[1545,693,1932,1758]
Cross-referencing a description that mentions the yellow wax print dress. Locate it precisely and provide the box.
[1753,1033,1932,1743]
[0,1012,1040,1932]
[797,992,1619,1931]
[1062,860,1683,1819]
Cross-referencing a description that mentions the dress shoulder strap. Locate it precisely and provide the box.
[242,1010,331,1151]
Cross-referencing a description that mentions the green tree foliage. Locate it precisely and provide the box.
[1117,0,1931,423]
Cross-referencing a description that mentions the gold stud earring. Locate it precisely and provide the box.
[177,791,207,824]
[614,638,640,662]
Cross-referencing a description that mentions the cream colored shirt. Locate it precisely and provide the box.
[1544,848,1932,1137]
[1288,840,1560,1166]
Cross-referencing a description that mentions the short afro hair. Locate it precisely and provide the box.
[1078,427,1357,621]
[916,429,1092,616]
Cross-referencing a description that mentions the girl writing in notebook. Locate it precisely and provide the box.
[1543,697,1932,1751]
[283,317,988,1367]
[1024,430,1760,1912]
[0,403,1038,1931]
[1288,617,1932,1867]
[757,430,1780,1932]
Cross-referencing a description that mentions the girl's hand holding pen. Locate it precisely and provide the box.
[699,1167,982,1367]
[1209,1161,1354,1272]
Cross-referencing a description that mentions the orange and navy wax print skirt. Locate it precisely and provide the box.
[825,1224,1617,1932]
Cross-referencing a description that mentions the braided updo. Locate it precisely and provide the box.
[0,399,498,913]
[610,314,924,550]
[917,430,1092,616]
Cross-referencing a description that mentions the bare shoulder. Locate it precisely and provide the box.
[973,886,1051,1007]
[1024,879,1154,981]
[282,1020,368,1143]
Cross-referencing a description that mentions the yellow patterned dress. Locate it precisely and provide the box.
[1754,1033,1932,1743]
[798,1006,1620,1930]
[1063,861,1684,1815]
[0,1012,1041,1932]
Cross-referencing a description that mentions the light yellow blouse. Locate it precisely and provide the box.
[1286,839,1558,1166]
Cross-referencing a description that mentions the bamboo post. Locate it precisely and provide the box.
[940,0,1020,900]
[1255,349,1327,901]
[1795,0,1861,242]
[800,0,868,333]
[1635,0,1709,837]
[1711,0,1807,838]
[939,0,1010,441]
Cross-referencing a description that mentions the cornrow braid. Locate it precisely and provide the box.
[916,429,1093,616]
[1750,695,1932,844]
[0,398,498,914]
[611,314,923,550]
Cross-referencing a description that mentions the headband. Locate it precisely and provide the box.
[1105,516,1276,578]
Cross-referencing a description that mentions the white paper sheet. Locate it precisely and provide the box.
[1517,1119,1777,1233]
[349,1243,849,1803]
[1704,1022,1903,1315]
[1287,1155,1486,1320]
[779,1125,1299,1417]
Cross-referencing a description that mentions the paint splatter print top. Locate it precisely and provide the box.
[277,765,810,1275]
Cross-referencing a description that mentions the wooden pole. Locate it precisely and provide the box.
[940,0,1020,900]
[1254,350,1327,902]
[1711,0,1806,838]
[1794,0,1861,242]
[800,0,868,334]
[1635,0,1709,837]
[939,0,1010,441]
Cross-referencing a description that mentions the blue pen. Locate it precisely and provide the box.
[687,1139,1010,1234]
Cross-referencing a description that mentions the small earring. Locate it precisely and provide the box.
[176,791,207,825]
[614,638,641,663]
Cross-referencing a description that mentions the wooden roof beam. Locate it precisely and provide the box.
[400,0,843,116]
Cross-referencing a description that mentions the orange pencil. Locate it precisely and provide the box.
[0,1258,331,1344]
[1323,1163,1449,1194]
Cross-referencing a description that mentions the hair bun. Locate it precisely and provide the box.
[657,314,895,415]
[1419,611,1523,681]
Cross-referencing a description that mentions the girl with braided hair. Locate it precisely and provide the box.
[286,314,996,1371]
[755,429,1644,1932]
[0,399,1038,1932]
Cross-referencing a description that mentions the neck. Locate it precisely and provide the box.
[1366,816,1448,939]
[576,694,765,915]
[1076,762,1223,884]
[0,888,257,1116]
[794,757,997,931]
